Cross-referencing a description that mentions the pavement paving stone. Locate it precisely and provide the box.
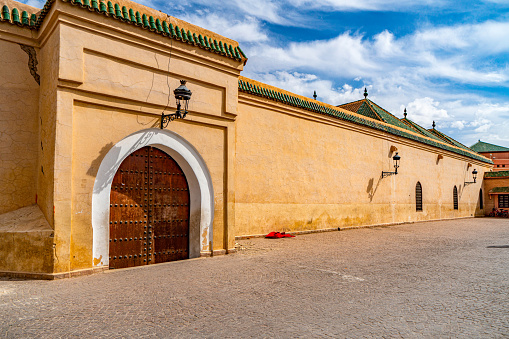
[0,218,508,337]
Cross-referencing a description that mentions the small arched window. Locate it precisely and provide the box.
[416,182,423,211]
[479,189,483,210]
[453,186,458,210]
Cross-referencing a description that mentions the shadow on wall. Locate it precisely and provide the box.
[87,142,115,178]
[366,176,382,202]
[86,129,161,194]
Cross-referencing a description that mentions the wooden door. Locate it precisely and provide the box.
[109,146,190,269]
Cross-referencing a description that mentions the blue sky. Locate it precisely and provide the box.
[24,0,509,147]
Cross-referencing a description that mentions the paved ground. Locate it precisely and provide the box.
[1,218,508,338]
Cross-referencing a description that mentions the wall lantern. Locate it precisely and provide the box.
[382,152,401,178]
[464,169,478,186]
[160,80,192,129]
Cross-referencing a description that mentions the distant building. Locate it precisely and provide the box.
[470,140,509,171]
[483,171,509,212]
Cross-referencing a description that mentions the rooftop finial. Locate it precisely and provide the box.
[432,121,436,129]
[313,91,317,100]
[364,87,368,98]
[404,108,407,118]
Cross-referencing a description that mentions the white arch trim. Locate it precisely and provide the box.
[92,128,214,267]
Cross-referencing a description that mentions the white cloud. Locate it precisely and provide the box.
[165,0,290,25]
[373,30,402,57]
[474,124,491,133]
[246,32,378,78]
[412,21,509,55]
[451,121,466,130]
[180,13,268,42]
[283,0,450,12]
[401,97,449,127]
[244,19,509,87]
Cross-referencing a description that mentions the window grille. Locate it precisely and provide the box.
[453,186,458,210]
[499,195,509,208]
[416,182,423,211]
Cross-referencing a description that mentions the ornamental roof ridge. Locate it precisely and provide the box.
[401,117,446,144]
[428,128,470,150]
[239,76,492,164]
[0,0,247,64]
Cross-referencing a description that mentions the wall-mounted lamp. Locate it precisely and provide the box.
[160,80,192,129]
[382,152,401,178]
[464,169,478,186]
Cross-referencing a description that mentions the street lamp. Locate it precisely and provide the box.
[464,169,478,186]
[382,152,401,178]
[160,80,192,129]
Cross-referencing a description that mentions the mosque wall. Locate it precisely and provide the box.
[234,93,490,236]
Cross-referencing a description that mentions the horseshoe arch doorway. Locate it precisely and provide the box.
[108,146,190,268]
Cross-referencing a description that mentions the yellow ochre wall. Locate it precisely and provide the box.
[0,38,39,214]
[0,25,56,274]
[234,94,490,236]
[43,5,240,272]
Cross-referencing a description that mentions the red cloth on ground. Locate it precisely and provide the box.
[265,232,295,238]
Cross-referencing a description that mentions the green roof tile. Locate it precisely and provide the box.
[489,186,509,193]
[485,171,509,178]
[21,10,29,25]
[2,5,10,21]
[470,140,509,153]
[114,3,121,17]
[11,8,19,24]
[402,119,445,143]
[355,101,380,121]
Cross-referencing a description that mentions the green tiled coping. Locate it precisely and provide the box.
[0,0,247,63]
[1,4,37,27]
[489,186,509,193]
[239,78,492,165]
[485,171,509,178]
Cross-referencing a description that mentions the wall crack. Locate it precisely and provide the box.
[19,44,40,85]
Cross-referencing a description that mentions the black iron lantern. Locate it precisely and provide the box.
[382,152,401,178]
[160,80,192,129]
[465,168,478,186]
[393,152,400,174]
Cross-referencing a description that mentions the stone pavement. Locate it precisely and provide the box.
[1,218,508,338]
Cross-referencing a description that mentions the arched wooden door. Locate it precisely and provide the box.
[109,146,190,269]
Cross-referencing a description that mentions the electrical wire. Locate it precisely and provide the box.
[161,28,174,116]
